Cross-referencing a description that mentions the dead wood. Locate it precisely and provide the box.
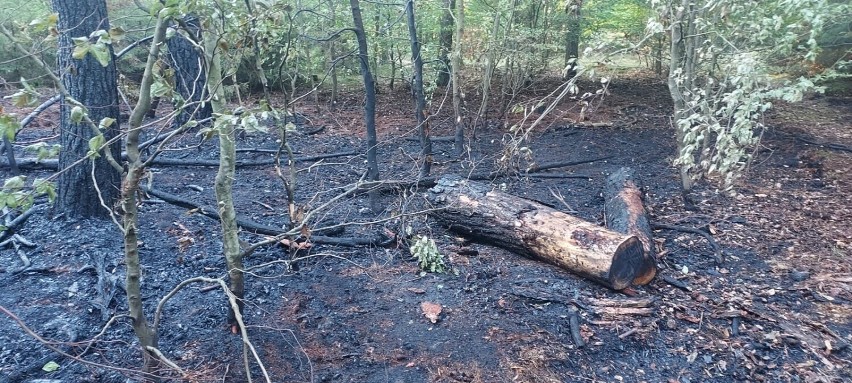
[590,296,656,317]
[604,167,657,285]
[568,309,585,348]
[652,222,723,263]
[143,186,390,247]
[0,205,42,243]
[0,150,355,170]
[661,274,691,291]
[425,175,655,290]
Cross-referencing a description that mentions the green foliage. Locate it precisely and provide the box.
[409,235,445,274]
[23,142,60,162]
[0,175,55,210]
[0,112,21,142]
[659,0,848,188]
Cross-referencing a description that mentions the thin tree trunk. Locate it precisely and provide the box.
[452,0,465,156]
[350,0,380,210]
[121,9,171,378]
[476,10,502,124]
[436,0,454,87]
[202,14,244,330]
[406,0,431,177]
[564,0,583,78]
[668,0,693,193]
[52,0,121,218]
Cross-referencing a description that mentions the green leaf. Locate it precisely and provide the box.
[98,117,116,130]
[108,27,125,42]
[3,176,26,190]
[0,114,21,142]
[89,42,111,67]
[42,361,60,372]
[149,80,171,98]
[7,91,35,108]
[33,178,57,202]
[72,44,90,60]
[70,106,85,124]
[87,134,105,158]
[29,13,59,32]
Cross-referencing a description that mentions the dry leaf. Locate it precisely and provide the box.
[420,301,442,323]
[407,288,426,294]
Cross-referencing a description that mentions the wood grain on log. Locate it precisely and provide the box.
[425,175,654,290]
[604,167,657,285]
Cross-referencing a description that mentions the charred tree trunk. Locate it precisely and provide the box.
[350,0,380,210]
[426,175,655,290]
[52,0,121,218]
[406,0,432,177]
[166,15,212,129]
[603,167,657,285]
[436,0,454,87]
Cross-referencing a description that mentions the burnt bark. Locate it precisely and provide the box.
[603,167,657,285]
[350,0,380,210]
[51,0,122,218]
[166,15,211,129]
[425,175,655,290]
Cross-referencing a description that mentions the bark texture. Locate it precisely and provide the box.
[166,15,211,129]
[52,0,121,218]
[604,167,657,285]
[426,175,655,290]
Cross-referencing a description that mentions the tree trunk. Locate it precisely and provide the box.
[121,8,171,378]
[406,0,432,178]
[452,0,465,156]
[201,14,244,330]
[350,0,380,210]
[51,0,121,218]
[603,167,657,285]
[166,15,212,129]
[425,175,655,290]
[668,0,694,193]
[564,0,583,78]
[436,0,454,87]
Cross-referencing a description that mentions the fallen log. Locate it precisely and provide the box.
[603,167,657,285]
[425,175,655,290]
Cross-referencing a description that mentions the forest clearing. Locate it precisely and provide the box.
[0,0,850,382]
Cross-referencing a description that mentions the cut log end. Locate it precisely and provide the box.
[609,236,655,289]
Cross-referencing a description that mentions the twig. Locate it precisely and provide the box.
[567,309,585,348]
[652,222,723,263]
[618,328,639,339]
[661,274,691,292]
[0,204,42,243]
[146,346,185,376]
[0,306,159,381]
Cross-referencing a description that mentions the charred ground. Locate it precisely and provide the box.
[0,76,850,382]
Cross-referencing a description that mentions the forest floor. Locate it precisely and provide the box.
[0,73,850,383]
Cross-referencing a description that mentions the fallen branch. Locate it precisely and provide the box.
[143,186,391,247]
[0,150,357,170]
[0,204,42,243]
[19,94,61,130]
[652,222,723,263]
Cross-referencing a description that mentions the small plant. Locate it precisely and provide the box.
[409,235,445,274]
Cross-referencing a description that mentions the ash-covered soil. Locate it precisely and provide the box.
[1,77,850,382]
